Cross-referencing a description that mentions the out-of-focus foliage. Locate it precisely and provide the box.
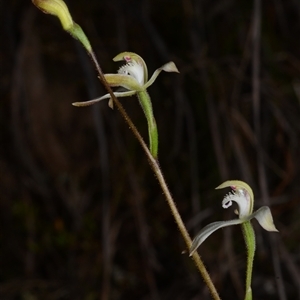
[1,0,300,299]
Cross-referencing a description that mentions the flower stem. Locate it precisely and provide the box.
[137,91,158,159]
[66,29,220,300]
[242,221,256,300]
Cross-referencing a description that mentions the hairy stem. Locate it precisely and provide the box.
[242,221,256,300]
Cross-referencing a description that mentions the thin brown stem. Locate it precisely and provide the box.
[88,50,221,300]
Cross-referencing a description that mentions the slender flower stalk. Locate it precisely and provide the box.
[190,180,278,300]
[242,221,255,300]
[31,1,221,299]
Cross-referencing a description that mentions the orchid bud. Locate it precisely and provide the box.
[32,0,73,31]
[32,0,92,52]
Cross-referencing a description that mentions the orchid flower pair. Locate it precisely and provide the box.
[190,180,278,255]
[31,2,279,298]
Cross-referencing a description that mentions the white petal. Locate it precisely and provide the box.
[189,219,244,256]
[250,206,278,232]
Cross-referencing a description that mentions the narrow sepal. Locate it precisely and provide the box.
[189,219,244,256]
[104,74,143,91]
[251,206,278,232]
[144,62,179,90]
[72,91,135,107]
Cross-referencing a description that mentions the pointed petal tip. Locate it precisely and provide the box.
[112,52,129,62]
[72,100,98,107]
[161,61,180,73]
[215,184,223,190]
[252,206,279,232]
[72,101,88,107]
[112,54,123,62]
[108,98,114,109]
[189,241,199,257]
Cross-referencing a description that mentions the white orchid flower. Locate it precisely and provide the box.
[72,52,179,108]
[72,52,179,159]
[189,180,278,256]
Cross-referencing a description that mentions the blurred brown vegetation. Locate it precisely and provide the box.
[1,0,300,299]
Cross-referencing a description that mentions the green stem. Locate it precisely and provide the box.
[242,221,256,300]
[137,91,158,159]
[68,23,92,52]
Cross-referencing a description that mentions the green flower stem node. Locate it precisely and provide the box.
[242,221,255,300]
[137,91,158,159]
[68,23,92,53]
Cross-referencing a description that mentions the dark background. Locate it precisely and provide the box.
[1,0,300,299]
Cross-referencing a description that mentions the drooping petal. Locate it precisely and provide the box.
[143,62,179,90]
[216,180,254,217]
[249,206,278,232]
[104,74,143,91]
[113,52,148,84]
[189,218,244,256]
[72,90,136,107]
